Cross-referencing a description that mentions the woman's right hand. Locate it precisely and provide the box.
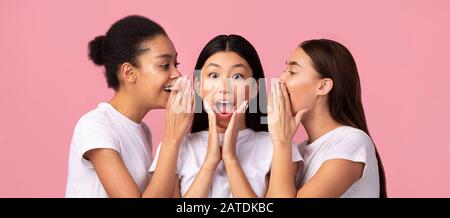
[203,94,222,167]
[182,96,221,198]
[163,76,194,144]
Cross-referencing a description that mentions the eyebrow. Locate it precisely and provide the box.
[206,63,247,69]
[287,61,301,67]
[231,63,247,69]
[206,63,221,68]
[156,54,173,59]
[136,47,151,55]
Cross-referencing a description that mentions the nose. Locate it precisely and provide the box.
[218,87,231,95]
[220,77,233,93]
[279,70,288,82]
[170,68,182,79]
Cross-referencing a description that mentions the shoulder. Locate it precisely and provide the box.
[185,131,205,140]
[248,130,274,156]
[252,130,271,143]
[177,131,208,155]
[75,104,113,130]
[183,131,206,146]
[71,104,119,147]
[70,104,121,158]
[332,126,374,151]
[324,126,376,164]
[253,131,271,140]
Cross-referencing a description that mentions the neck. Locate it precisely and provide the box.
[301,103,342,144]
[108,90,149,124]
[216,116,247,133]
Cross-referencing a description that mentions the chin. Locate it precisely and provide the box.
[216,118,230,129]
[157,100,167,109]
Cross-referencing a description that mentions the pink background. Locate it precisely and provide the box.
[1,0,449,197]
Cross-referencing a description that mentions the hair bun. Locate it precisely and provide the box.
[88,35,105,65]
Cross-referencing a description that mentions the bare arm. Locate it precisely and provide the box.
[86,142,182,198]
[144,77,194,197]
[222,101,258,198]
[297,159,364,198]
[143,138,182,197]
[86,148,142,197]
[183,98,222,197]
[222,157,258,198]
[183,161,217,198]
[265,143,299,198]
[266,82,307,198]
[173,177,181,198]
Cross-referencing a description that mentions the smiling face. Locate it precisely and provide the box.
[198,51,257,128]
[280,47,328,114]
[128,35,181,110]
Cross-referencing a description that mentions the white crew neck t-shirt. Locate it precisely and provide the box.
[65,103,153,198]
[150,128,303,198]
[297,126,380,198]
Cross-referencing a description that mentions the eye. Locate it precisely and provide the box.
[175,62,180,68]
[232,73,244,80]
[161,64,170,70]
[289,71,296,75]
[208,72,219,79]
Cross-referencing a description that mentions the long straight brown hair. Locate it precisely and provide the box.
[300,39,387,198]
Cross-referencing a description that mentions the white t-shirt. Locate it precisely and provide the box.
[149,128,303,198]
[297,126,380,198]
[65,103,153,198]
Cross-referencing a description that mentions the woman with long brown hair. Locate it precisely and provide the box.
[266,39,386,198]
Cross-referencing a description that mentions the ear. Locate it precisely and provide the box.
[119,62,137,84]
[316,78,333,96]
[194,76,201,96]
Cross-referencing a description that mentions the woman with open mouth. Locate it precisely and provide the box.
[65,15,194,197]
[266,39,387,198]
[150,35,303,197]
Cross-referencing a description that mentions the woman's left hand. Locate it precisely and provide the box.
[222,100,248,162]
[268,82,308,147]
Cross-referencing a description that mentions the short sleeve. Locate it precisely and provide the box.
[72,115,120,168]
[324,130,374,166]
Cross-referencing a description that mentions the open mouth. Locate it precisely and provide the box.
[163,84,173,92]
[214,99,236,119]
[215,100,234,114]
